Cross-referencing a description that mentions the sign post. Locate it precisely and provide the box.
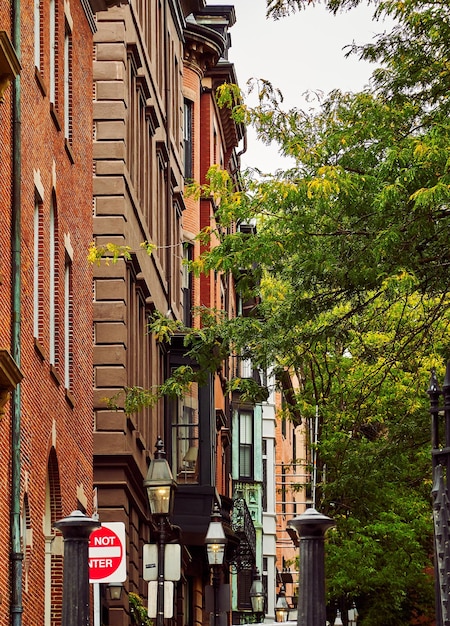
[90,522,126,626]
[89,522,126,584]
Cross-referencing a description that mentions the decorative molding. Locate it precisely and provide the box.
[0,31,21,104]
[0,350,23,417]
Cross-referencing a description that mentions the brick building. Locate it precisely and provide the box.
[0,1,120,624]
[1,1,285,625]
[92,1,250,624]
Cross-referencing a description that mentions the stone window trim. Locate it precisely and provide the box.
[0,350,23,417]
[0,31,21,104]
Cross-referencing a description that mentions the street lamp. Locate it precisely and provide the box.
[205,502,227,566]
[205,503,227,626]
[275,585,289,623]
[144,437,177,626]
[250,568,265,622]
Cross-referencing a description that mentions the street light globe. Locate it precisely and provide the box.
[205,503,227,566]
[144,438,177,516]
[275,585,289,623]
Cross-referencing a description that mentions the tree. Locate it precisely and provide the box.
[94,1,450,621]
[182,0,450,623]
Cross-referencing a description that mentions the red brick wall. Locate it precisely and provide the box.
[0,3,18,618]
[0,0,95,622]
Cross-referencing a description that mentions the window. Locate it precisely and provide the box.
[183,99,193,180]
[262,439,267,511]
[64,252,73,391]
[237,569,253,610]
[126,52,154,215]
[292,431,297,470]
[44,449,63,626]
[49,196,58,365]
[21,495,32,593]
[33,192,44,341]
[182,243,193,327]
[49,0,56,104]
[34,0,41,70]
[63,21,72,142]
[239,410,253,479]
[172,402,199,484]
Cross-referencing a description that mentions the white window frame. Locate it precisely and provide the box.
[49,198,56,364]
[34,0,41,70]
[49,0,56,104]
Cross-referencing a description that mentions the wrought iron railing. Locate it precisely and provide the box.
[432,465,450,626]
[429,366,450,626]
[229,497,256,572]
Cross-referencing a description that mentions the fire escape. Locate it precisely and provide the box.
[229,496,256,572]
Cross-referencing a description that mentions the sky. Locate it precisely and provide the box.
[207,0,386,171]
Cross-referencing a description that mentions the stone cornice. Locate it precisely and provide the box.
[183,23,225,76]
[0,31,21,104]
[0,349,23,417]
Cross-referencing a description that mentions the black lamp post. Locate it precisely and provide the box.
[144,438,177,626]
[249,568,265,622]
[54,509,100,626]
[288,507,335,626]
[275,585,289,623]
[205,503,227,626]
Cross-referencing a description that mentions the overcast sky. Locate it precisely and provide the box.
[208,0,385,171]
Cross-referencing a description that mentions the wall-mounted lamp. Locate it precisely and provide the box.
[107,582,123,601]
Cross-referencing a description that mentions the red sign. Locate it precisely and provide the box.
[89,522,126,583]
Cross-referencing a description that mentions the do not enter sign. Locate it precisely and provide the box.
[89,522,126,583]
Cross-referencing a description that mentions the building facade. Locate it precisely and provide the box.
[275,374,309,621]
[0,0,114,624]
[92,2,248,625]
[0,1,302,624]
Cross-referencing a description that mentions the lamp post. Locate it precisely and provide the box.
[249,568,265,623]
[205,503,227,626]
[275,585,289,623]
[144,438,177,626]
[288,508,335,626]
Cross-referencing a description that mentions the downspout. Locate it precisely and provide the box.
[11,0,23,623]
[163,1,173,448]
[164,0,172,320]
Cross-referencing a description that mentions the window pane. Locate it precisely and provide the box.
[172,402,199,484]
[183,100,193,179]
[239,443,251,478]
[239,411,252,444]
